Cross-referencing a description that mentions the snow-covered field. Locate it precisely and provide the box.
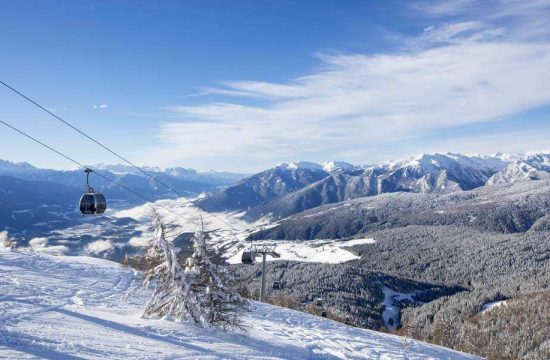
[480,300,508,314]
[113,198,374,265]
[0,250,478,359]
[225,238,376,264]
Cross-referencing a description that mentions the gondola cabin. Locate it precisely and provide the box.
[272,281,281,290]
[321,310,327,318]
[79,192,107,215]
[315,298,323,307]
[241,251,255,265]
[79,168,106,215]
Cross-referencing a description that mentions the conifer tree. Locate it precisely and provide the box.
[140,209,206,324]
[185,224,249,330]
[139,210,247,330]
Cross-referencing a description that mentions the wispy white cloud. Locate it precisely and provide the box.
[86,239,114,254]
[411,0,482,16]
[417,21,505,45]
[142,0,550,171]
[92,104,108,110]
[0,231,15,248]
[28,237,69,255]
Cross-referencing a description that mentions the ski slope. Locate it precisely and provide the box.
[0,250,479,359]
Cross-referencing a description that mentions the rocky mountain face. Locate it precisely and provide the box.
[379,153,507,192]
[198,162,330,212]
[487,153,550,185]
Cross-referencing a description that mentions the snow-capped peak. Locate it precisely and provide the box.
[91,163,161,174]
[487,153,550,185]
[321,160,355,173]
[164,167,198,178]
[387,152,507,173]
[0,159,37,171]
[277,161,324,172]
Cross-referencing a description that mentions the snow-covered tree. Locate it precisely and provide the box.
[140,209,207,325]
[140,210,247,330]
[184,226,249,330]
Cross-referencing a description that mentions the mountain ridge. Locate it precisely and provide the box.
[199,152,550,220]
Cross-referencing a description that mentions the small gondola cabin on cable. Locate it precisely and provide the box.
[241,250,255,265]
[79,168,107,215]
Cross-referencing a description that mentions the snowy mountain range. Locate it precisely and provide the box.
[2,151,550,253]
[0,159,247,189]
[198,152,550,220]
[0,159,247,236]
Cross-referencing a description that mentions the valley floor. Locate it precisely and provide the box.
[0,250,478,360]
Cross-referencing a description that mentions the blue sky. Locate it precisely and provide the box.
[0,0,549,172]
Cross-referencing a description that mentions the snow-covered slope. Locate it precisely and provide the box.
[0,250,478,359]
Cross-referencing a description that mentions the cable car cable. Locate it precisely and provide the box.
[0,80,194,204]
[0,80,241,233]
[0,119,200,226]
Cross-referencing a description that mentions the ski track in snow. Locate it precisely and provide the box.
[0,250,479,359]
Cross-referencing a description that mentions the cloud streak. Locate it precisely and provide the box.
[143,0,550,171]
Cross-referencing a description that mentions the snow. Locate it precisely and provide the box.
[0,250,478,359]
[284,161,324,171]
[382,287,421,331]
[322,161,355,173]
[113,197,253,234]
[27,237,70,255]
[55,254,125,267]
[226,238,376,264]
[86,239,115,254]
[112,198,374,265]
[388,153,507,174]
[480,300,508,314]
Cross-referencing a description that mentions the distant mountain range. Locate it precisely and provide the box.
[198,152,550,220]
[0,159,247,235]
[0,159,247,192]
[3,152,550,241]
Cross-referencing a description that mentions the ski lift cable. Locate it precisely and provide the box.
[0,80,196,204]
[0,119,200,226]
[0,80,240,234]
